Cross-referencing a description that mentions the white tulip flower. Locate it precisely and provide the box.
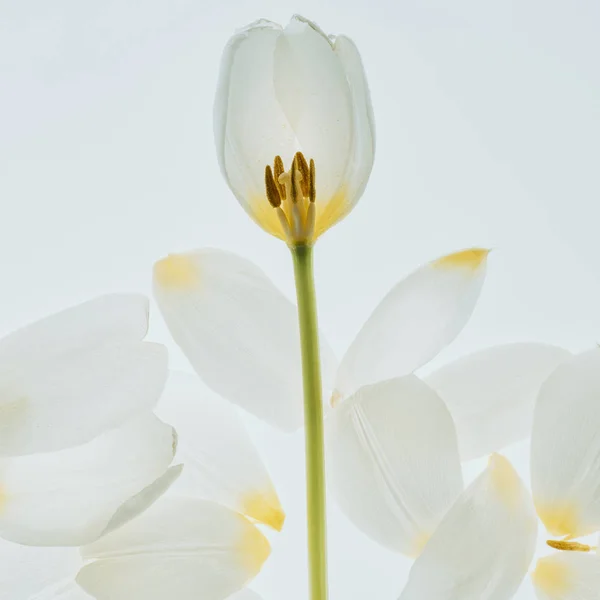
[214,15,375,245]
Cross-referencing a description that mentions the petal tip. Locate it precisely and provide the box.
[532,556,572,596]
[536,502,581,538]
[153,254,200,289]
[433,248,490,272]
[238,522,271,576]
[241,490,286,532]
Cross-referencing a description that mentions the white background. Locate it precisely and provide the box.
[1,1,599,598]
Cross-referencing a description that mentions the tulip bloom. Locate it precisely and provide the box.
[214,15,375,244]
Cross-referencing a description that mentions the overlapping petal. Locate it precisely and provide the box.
[78,497,270,600]
[334,249,489,401]
[153,248,336,431]
[532,553,600,600]
[0,414,177,546]
[399,454,538,600]
[0,295,168,456]
[427,343,570,460]
[326,375,463,556]
[156,371,285,530]
[532,348,600,538]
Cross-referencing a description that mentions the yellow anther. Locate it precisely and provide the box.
[547,539,594,552]
[295,151,310,197]
[274,155,286,200]
[265,165,282,208]
[309,158,316,203]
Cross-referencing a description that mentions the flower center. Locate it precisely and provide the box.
[546,539,595,552]
[264,152,316,245]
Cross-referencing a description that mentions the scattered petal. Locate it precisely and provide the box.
[327,376,463,555]
[79,497,270,600]
[335,249,488,400]
[532,348,600,538]
[532,553,600,600]
[427,343,571,460]
[153,249,336,431]
[0,414,176,546]
[399,454,538,600]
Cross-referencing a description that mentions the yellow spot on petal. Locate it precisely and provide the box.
[488,453,521,508]
[330,389,342,408]
[240,490,286,532]
[154,254,199,289]
[536,503,581,538]
[408,531,430,558]
[532,556,573,597]
[237,519,271,576]
[433,248,490,271]
[313,188,349,240]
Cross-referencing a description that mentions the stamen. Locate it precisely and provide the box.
[264,165,282,208]
[547,539,594,552]
[290,156,302,204]
[295,152,310,197]
[309,159,316,203]
[274,155,286,200]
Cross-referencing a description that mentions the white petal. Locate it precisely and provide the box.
[0,294,149,369]
[156,372,284,530]
[78,497,270,600]
[0,341,168,455]
[532,553,600,600]
[0,414,176,546]
[0,538,82,600]
[226,592,263,600]
[531,347,600,538]
[399,454,538,600]
[427,343,571,460]
[326,376,463,556]
[335,249,489,401]
[30,580,92,600]
[153,249,336,431]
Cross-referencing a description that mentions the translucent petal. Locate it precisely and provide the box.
[532,348,600,538]
[532,553,600,600]
[226,592,263,600]
[79,497,270,600]
[153,249,336,431]
[335,249,488,401]
[427,343,571,460]
[0,294,149,369]
[399,454,538,600]
[0,414,176,546]
[0,341,168,456]
[156,372,284,530]
[327,376,463,556]
[0,538,82,600]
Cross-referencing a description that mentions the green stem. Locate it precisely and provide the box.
[291,244,328,600]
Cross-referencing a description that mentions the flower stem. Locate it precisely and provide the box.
[291,244,328,600]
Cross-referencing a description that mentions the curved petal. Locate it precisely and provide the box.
[156,372,284,530]
[0,341,168,456]
[427,343,571,460]
[532,348,600,538]
[153,249,336,431]
[334,249,489,401]
[0,294,149,369]
[226,592,263,600]
[78,497,270,600]
[0,414,176,546]
[399,454,538,600]
[532,553,600,600]
[313,33,375,238]
[0,538,83,600]
[326,376,463,556]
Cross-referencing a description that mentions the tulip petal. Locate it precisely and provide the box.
[532,348,600,538]
[78,497,270,600]
[0,340,168,456]
[227,592,263,600]
[312,33,375,238]
[0,294,149,369]
[156,372,284,530]
[153,249,336,431]
[427,343,571,460]
[0,538,83,600]
[399,454,538,600]
[0,414,177,546]
[327,376,463,555]
[335,249,488,400]
[273,16,353,201]
[532,553,600,600]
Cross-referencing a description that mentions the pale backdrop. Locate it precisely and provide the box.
[1,1,599,598]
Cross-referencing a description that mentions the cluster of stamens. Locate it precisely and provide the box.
[265,151,316,244]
